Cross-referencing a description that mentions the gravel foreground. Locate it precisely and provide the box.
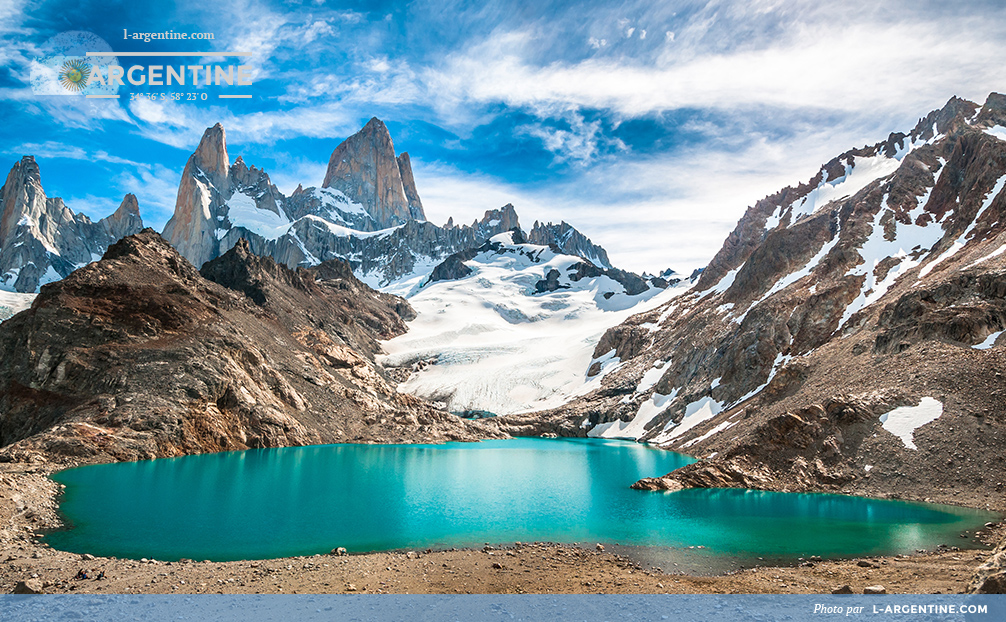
[1,463,1001,596]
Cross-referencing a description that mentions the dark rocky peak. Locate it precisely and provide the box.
[191,122,229,189]
[426,253,474,284]
[203,234,414,351]
[100,228,203,283]
[30,228,226,340]
[528,219,612,268]
[200,237,313,305]
[309,257,359,283]
[507,226,528,245]
[909,96,980,142]
[976,92,1006,127]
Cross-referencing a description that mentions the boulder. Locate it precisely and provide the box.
[11,579,43,594]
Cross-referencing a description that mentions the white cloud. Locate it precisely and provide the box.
[128,97,357,147]
[426,20,1006,118]
[7,141,146,168]
[413,118,875,274]
[518,112,615,164]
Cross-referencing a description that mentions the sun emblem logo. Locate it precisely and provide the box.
[58,58,91,92]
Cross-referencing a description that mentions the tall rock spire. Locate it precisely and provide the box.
[322,117,426,228]
[396,152,425,222]
[162,124,231,269]
[192,123,229,190]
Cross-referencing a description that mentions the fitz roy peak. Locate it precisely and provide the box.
[0,156,144,293]
[322,117,426,227]
[161,118,625,292]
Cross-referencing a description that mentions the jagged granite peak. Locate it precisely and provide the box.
[101,193,144,241]
[0,156,144,292]
[505,93,1006,519]
[160,123,532,287]
[0,229,505,462]
[162,125,231,269]
[529,220,612,269]
[159,121,622,292]
[396,152,425,221]
[193,122,229,190]
[322,117,426,228]
[163,123,289,269]
[976,91,1006,127]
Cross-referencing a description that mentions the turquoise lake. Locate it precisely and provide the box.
[46,438,997,566]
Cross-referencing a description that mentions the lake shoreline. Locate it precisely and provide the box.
[1,459,1002,595]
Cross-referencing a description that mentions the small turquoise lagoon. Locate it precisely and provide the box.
[45,438,997,567]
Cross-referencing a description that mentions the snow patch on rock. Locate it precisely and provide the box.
[879,397,943,450]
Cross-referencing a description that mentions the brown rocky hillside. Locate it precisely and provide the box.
[0,230,502,464]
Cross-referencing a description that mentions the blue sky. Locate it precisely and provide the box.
[1,0,1005,274]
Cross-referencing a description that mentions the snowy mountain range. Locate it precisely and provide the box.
[160,119,624,293]
[149,118,677,415]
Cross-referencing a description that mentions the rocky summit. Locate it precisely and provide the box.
[0,156,143,293]
[322,117,425,227]
[0,229,503,464]
[503,93,1006,516]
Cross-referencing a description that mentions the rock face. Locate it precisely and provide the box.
[0,157,143,292]
[969,538,1006,593]
[505,93,1006,511]
[0,230,504,463]
[322,117,425,227]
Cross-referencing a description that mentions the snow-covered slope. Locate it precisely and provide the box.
[380,232,682,416]
[0,290,35,321]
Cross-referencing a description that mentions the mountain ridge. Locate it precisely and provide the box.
[0,156,144,293]
[0,229,504,463]
[159,118,644,295]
